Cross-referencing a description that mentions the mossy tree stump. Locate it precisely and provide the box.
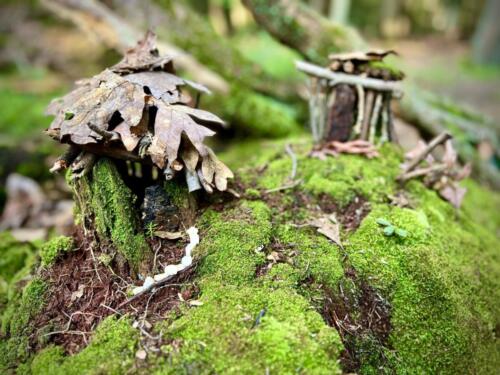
[71,158,196,275]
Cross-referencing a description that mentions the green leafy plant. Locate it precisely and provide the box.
[145,222,158,239]
[376,218,408,238]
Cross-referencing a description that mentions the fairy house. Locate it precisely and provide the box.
[296,50,404,147]
[46,32,232,194]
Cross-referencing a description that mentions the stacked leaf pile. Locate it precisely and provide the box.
[46,31,233,193]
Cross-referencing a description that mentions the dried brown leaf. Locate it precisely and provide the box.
[442,139,457,168]
[112,31,174,74]
[439,185,467,208]
[124,71,184,101]
[181,141,200,171]
[49,70,145,145]
[148,102,215,169]
[310,216,342,247]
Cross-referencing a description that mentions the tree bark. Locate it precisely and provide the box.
[241,0,366,64]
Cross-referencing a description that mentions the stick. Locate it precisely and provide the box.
[71,152,97,178]
[369,93,383,143]
[384,93,397,143]
[402,132,452,174]
[50,145,81,173]
[353,85,364,138]
[360,90,375,140]
[265,179,302,193]
[380,97,389,143]
[185,169,202,192]
[398,164,447,182]
[88,123,120,141]
[296,61,403,96]
[308,77,320,142]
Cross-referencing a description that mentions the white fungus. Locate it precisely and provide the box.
[132,226,199,295]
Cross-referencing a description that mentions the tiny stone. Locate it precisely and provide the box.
[135,349,147,360]
[154,273,168,282]
[143,276,154,289]
[176,263,187,272]
[164,264,178,276]
[181,255,192,267]
[132,286,144,295]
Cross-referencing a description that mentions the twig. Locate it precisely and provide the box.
[401,132,452,175]
[88,123,120,141]
[50,145,81,173]
[71,152,97,178]
[152,242,162,273]
[285,144,297,180]
[88,245,103,283]
[296,61,403,95]
[360,90,375,140]
[100,303,122,315]
[265,179,303,194]
[369,93,383,143]
[353,85,364,137]
[398,164,447,182]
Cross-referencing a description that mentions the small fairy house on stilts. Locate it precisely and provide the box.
[296,51,404,157]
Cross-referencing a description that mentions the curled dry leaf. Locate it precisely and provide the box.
[439,185,467,209]
[45,31,232,193]
[310,216,342,248]
[312,139,379,159]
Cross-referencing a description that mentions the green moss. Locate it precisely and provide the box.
[367,60,405,79]
[254,140,401,206]
[273,224,344,290]
[75,159,150,268]
[204,87,300,138]
[345,186,500,372]
[30,316,139,375]
[0,232,35,284]
[39,236,73,267]
[220,138,500,373]
[150,201,343,374]
[3,138,499,373]
[244,188,261,199]
[1,278,47,371]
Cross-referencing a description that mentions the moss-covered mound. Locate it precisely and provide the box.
[1,139,499,374]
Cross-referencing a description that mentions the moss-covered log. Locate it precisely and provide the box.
[1,139,499,373]
[242,0,366,64]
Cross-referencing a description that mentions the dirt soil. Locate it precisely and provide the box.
[321,267,392,372]
[33,228,198,354]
